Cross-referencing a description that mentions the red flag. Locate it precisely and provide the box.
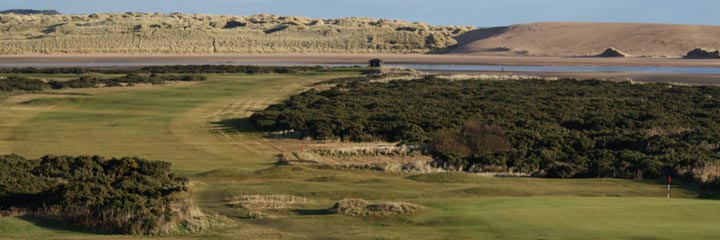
[667,176,672,184]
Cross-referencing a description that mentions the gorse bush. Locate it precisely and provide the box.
[251,77,720,179]
[0,65,323,75]
[48,73,206,89]
[429,121,513,170]
[140,65,323,74]
[0,65,323,92]
[0,73,207,92]
[0,154,208,235]
[0,76,49,92]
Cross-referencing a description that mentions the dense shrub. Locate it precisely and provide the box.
[0,76,50,91]
[48,74,206,89]
[705,177,720,191]
[0,67,92,74]
[429,121,512,169]
[1,65,316,92]
[0,65,321,75]
[251,77,720,179]
[0,154,203,235]
[140,65,322,74]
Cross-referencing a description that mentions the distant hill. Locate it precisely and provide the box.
[0,9,59,15]
[0,13,472,54]
[448,22,720,57]
[4,14,713,57]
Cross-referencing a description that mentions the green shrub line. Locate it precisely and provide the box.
[0,74,206,92]
[0,76,48,92]
[0,65,325,75]
[139,65,327,74]
[251,76,720,184]
[0,65,355,92]
[49,73,207,89]
[0,154,208,235]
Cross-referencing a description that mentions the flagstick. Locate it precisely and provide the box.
[666,176,672,202]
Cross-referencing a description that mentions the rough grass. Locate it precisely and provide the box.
[330,199,421,217]
[226,195,309,210]
[2,70,720,239]
[0,13,473,54]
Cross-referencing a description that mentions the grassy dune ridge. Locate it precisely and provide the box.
[0,13,473,54]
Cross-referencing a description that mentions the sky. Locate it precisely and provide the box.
[2,0,719,27]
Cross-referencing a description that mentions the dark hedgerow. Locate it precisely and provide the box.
[251,76,720,179]
[0,76,50,92]
[0,154,204,235]
[0,74,206,92]
[0,64,323,92]
[0,65,322,75]
[48,73,207,89]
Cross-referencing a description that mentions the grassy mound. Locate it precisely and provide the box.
[330,199,421,217]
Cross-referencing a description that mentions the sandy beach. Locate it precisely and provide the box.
[1,53,720,67]
[1,53,719,85]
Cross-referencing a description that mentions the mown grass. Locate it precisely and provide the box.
[1,70,720,239]
[0,71,358,173]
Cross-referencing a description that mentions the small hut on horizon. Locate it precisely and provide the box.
[369,58,384,68]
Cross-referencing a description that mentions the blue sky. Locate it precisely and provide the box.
[2,0,718,27]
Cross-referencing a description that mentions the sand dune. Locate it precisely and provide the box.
[449,22,720,57]
[0,13,472,54]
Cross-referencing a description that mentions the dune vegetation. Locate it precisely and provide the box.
[0,12,472,54]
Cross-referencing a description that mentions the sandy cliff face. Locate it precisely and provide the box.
[3,13,718,58]
[449,22,720,57]
[0,13,473,54]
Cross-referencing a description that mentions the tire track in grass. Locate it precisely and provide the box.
[168,73,355,171]
[0,94,61,154]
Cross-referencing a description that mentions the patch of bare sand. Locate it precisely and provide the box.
[450,22,720,58]
[3,53,720,68]
[425,70,720,86]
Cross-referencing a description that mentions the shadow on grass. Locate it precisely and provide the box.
[292,209,334,216]
[211,118,263,133]
[16,215,109,235]
[632,178,720,200]
[676,181,720,200]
